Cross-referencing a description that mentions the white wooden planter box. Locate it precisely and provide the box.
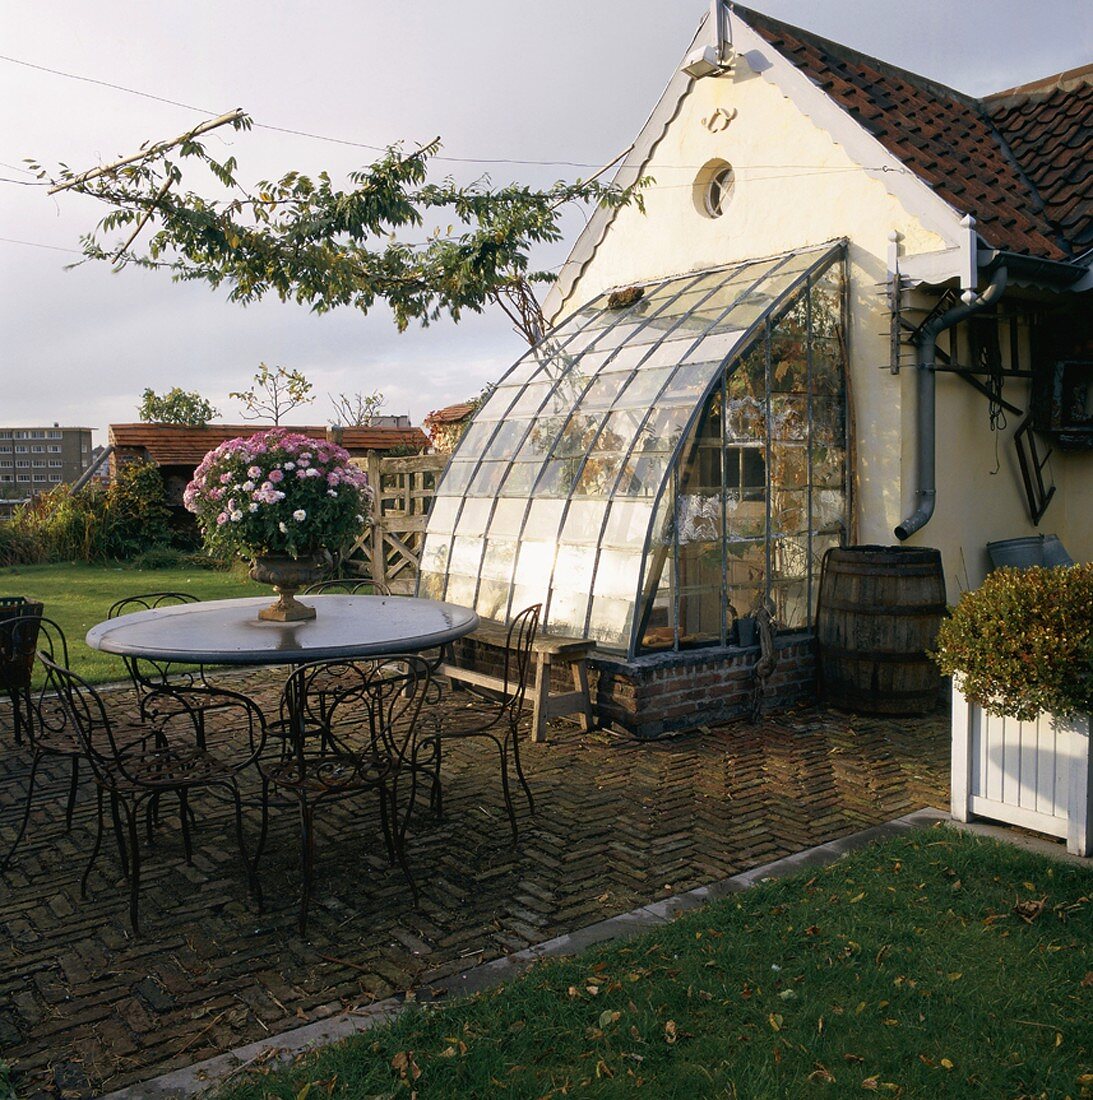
[951,684,1092,856]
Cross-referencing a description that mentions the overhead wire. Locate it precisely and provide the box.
[0,50,910,176]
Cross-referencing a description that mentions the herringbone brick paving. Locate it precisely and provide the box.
[0,671,948,1096]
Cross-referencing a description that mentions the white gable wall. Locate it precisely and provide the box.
[552,39,1072,593]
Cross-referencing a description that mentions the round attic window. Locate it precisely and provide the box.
[694,160,735,218]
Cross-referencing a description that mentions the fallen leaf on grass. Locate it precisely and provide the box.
[665,1020,678,1044]
[843,1053,864,1064]
[1013,897,1047,923]
[599,1010,621,1028]
[768,1013,784,1032]
[807,1063,836,1084]
[1082,972,1093,988]
[391,1051,421,1083]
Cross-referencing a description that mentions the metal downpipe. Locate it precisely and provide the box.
[894,266,1009,541]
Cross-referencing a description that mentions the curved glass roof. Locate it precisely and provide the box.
[419,242,846,655]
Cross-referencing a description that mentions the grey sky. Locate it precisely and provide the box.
[2,1,1089,445]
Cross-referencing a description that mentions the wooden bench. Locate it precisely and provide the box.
[438,622,596,743]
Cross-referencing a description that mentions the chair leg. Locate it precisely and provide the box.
[530,654,551,744]
[1,749,41,871]
[178,789,193,865]
[64,755,80,833]
[228,781,262,911]
[377,787,396,865]
[430,737,443,818]
[254,776,271,871]
[298,798,316,935]
[496,735,519,844]
[81,786,105,899]
[110,793,130,880]
[388,787,418,906]
[123,800,143,937]
[509,723,535,816]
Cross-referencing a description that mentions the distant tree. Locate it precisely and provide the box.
[138,387,219,426]
[229,363,314,425]
[330,390,386,427]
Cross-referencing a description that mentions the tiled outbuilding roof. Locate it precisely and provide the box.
[736,5,1092,260]
[423,402,476,426]
[109,423,426,466]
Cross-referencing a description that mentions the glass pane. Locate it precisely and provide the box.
[771,533,809,579]
[659,361,720,405]
[811,444,845,489]
[456,497,492,534]
[593,548,642,598]
[771,490,809,536]
[427,496,459,534]
[680,329,744,366]
[459,419,498,454]
[480,537,518,582]
[489,498,527,538]
[613,366,674,408]
[548,588,591,637]
[576,452,626,496]
[811,488,847,533]
[772,578,809,630]
[468,461,507,497]
[588,596,633,646]
[476,579,512,621]
[561,499,608,543]
[445,573,476,607]
[500,461,542,496]
[601,501,652,548]
[450,535,484,576]
[484,420,530,460]
[439,460,475,496]
[551,413,605,457]
[418,571,445,600]
[810,263,844,340]
[770,441,809,490]
[812,397,846,446]
[770,395,808,440]
[811,338,845,394]
[553,543,597,593]
[635,406,691,452]
[769,334,809,393]
[619,452,670,497]
[508,380,554,418]
[420,533,452,574]
[526,497,566,538]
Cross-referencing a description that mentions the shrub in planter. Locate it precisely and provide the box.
[934,564,1092,721]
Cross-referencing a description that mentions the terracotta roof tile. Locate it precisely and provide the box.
[109,423,427,466]
[736,6,1092,260]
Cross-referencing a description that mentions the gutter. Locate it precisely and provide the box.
[894,266,1009,541]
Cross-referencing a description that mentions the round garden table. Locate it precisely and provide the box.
[86,594,479,665]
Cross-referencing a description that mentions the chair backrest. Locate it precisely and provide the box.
[0,600,44,691]
[107,592,202,691]
[2,615,69,744]
[301,578,392,596]
[279,655,431,776]
[36,652,123,778]
[500,603,541,715]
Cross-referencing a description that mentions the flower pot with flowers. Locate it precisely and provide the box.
[934,563,1092,855]
[184,429,373,622]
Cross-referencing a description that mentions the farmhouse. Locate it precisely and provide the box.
[419,3,1091,734]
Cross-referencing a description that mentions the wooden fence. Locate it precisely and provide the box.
[348,453,447,592]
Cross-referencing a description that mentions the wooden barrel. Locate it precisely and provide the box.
[816,546,946,716]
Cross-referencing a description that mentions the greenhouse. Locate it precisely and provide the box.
[419,240,849,659]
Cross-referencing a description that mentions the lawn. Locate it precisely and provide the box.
[0,561,262,684]
[221,827,1092,1099]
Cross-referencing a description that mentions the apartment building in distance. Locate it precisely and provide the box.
[0,424,95,517]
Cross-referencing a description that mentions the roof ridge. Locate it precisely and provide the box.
[985,62,1093,104]
[730,4,980,108]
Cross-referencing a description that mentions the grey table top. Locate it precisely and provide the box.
[86,595,479,666]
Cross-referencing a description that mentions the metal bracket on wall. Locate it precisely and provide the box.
[1013,416,1056,525]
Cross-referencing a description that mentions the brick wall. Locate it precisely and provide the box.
[448,632,817,739]
[590,634,817,739]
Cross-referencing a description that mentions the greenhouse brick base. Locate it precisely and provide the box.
[591,635,815,739]
[451,633,816,739]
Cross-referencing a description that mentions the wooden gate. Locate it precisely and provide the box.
[349,453,447,592]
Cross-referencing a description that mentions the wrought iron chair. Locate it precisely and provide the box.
[257,655,431,933]
[410,603,541,843]
[0,617,84,871]
[0,597,43,745]
[37,653,266,935]
[301,577,392,596]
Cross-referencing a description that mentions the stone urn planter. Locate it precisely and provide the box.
[249,554,327,622]
[951,683,1091,856]
[936,564,1092,857]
